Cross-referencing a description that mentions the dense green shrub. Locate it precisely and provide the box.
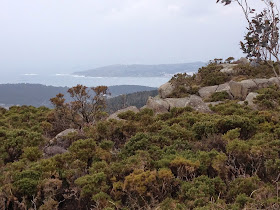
[255,85,280,109]
[169,64,230,97]
[209,91,231,102]
[1,87,280,209]
[232,63,275,80]
[180,176,226,208]
[198,64,229,86]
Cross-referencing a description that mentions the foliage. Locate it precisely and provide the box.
[168,63,230,98]
[1,87,280,209]
[225,57,235,63]
[169,73,199,98]
[197,63,229,86]
[208,91,231,102]
[255,85,280,109]
[50,84,109,130]
[217,0,280,83]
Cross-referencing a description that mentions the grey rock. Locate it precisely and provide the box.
[245,92,259,109]
[220,64,238,74]
[54,129,77,142]
[158,82,175,99]
[44,129,78,158]
[140,105,148,110]
[229,79,258,100]
[164,98,190,109]
[238,57,250,65]
[44,146,67,157]
[146,95,211,114]
[185,95,212,113]
[198,85,218,99]
[253,79,270,89]
[146,97,170,114]
[108,106,139,120]
[51,129,78,148]
[238,101,245,105]
[216,83,230,92]
[268,77,280,86]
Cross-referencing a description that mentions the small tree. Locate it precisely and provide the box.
[217,0,280,83]
[50,84,109,129]
[225,56,235,63]
[214,58,224,64]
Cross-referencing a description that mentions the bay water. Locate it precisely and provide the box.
[0,73,172,88]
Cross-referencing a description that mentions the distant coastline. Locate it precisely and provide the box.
[0,74,171,88]
[73,62,205,77]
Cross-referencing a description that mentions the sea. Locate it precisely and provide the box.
[0,73,173,88]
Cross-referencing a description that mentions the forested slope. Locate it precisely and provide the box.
[0,84,156,108]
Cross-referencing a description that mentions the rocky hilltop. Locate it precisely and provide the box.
[111,58,280,117]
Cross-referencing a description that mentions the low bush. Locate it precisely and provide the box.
[209,91,231,102]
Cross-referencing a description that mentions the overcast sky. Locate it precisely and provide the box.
[0,0,264,74]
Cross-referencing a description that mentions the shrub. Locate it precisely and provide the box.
[193,121,218,140]
[255,85,280,109]
[209,91,231,102]
[168,64,230,97]
[227,176,261,202]
[75,172,109,197]
[68,138,97,162]
[232,63,275,80]
[21,147,42,161]
[198,63,229,86]
[13,169,41,197]
[179,176,226,208]
[216,115,257,139]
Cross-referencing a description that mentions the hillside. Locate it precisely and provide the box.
[107,89,158,113]
[0,84,156,108]
[73,62,205,77]
[1,61,280,209]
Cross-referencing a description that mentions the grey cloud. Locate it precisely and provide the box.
[0,0,267,74]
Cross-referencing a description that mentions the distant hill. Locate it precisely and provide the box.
[0,84,157,108]
[107,90,158,113]
[73,62,205,77]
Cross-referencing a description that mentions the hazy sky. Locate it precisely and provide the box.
[0,0,263,74]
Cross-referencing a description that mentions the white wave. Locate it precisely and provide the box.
[72,75,86,78]
[55,73,70,76]
[23,73,38,76]
[87,76,103,79]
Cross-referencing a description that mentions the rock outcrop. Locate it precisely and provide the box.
[108,106,139,120]
[44,146,67,157]
[245,92,259,108]
[216,82,231,93]
[146,97,170,114]
[44,129,78,157]
[238,92,259,109]
[198,83,232,100]
[198,85,218,100]
[237,57,250,65]
[268,77,280,86]
[142,64,280,115]
[158,82,175,99]
[185,95,212,113]
[146,95,211,114]
[164,98,190,109]
[220,64,238,74]
[229,77,279,100]
[229,79,258,100]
